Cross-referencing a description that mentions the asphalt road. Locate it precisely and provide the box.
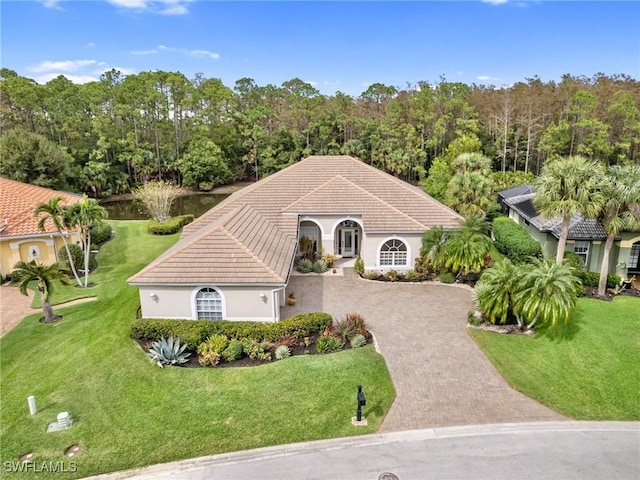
[87,422,640,480]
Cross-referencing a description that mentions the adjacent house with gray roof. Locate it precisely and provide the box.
[499,185,640,277]
[128,155,463,322]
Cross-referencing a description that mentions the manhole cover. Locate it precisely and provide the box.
[378,473,399,480]
[64,445,83,457]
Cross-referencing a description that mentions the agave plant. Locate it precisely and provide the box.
[312,259,328,274]
[296,258,314,273]
[147,336,191,368]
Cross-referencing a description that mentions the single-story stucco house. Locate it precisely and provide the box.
[499,185,640,278]
[0,177,82,280]
[128,155,463,322]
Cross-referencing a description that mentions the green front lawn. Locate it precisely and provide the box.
[0,221,395,479]
[469,296,640,420]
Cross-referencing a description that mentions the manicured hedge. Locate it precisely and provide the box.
[581,271,621,289]
[148,214,195,235]
[492,217,542,263]
[58,244,97,272]
[131,312,333,348]
[91,222,113,244]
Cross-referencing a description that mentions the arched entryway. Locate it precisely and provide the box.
[298,220,322,257]
[333,220,362,258]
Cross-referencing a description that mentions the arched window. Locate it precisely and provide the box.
[195,288,223,320]
[379,239,408,267]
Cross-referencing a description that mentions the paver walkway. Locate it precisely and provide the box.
[283,268,565,432]
[0,283,36,337]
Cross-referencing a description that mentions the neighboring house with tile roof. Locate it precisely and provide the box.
[0,177,82,280]
[128,155,463,322]
[499,185,640,277]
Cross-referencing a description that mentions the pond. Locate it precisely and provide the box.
[101,193,230,220]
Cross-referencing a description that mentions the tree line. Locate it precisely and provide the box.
[1,68,638,197]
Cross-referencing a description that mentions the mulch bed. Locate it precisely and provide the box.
[137,332,372,369]
[583,285,640,302]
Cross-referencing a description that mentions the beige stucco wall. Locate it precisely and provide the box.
[298,214,422,271]
[138,284,284,322]
[361,233,421,272]
[0,233,79,279]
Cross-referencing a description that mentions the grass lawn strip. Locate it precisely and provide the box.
[469,296,640,420]
[0,221,395,479]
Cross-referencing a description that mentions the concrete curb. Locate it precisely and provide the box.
[84,421,640,479]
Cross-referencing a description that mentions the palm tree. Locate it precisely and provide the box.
[474,260,524,327]
[14,261,71,323]
[445,152,494,216]
[534,156,605,263]
[514,258,581,330]
[444,215,493,275]
[34,197,83,287]
[64,195,108,288]
[597,165,640,296]
[420,226,450,272]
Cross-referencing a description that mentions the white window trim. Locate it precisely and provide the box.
[377,237,411,268]
[191,286,226,320]
[628,243,640,270]
[573,240,590,267]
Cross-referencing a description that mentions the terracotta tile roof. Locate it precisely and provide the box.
[132,156,462,285]
[0,177,81,238]
[183,155,462,237]
[128,205,296,284]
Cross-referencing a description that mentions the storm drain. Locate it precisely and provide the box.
[378,473,399,480]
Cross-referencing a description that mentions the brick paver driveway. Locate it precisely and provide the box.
[283,269,565,432]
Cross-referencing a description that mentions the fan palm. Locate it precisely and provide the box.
[597,165,640,296]
[420,226,450,272]
[534,156,605,263]
[474,260,524,327]
[444,215,493,275]
[513,258,581,330]
[34,197,83,287]
[14,261,71,323]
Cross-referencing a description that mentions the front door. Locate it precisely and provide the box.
[342,228,356,258]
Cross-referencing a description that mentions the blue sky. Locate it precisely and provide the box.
[1,1,639,95]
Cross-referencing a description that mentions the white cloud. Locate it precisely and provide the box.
[108,0,149,8]
[304,80,319,87]
[87,42,96,48]
[40,0,63,10]
[323,80,341,87]
[190,49,220,60]
[130,49,159,55]
[107,0,192,15]
[157,44,173,51]
[29,59,98,73]
[476,75,501,82]
[481,0,509,5]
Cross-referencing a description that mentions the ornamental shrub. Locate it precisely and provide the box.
[492,217,542,263]
[354,255,364,275]
[222,339,244,362]
[148,214,195,235]
[58,244,97,273]
[315,335,342,354]
[91,222,113,245]
[581,271,621,289]
[438,271,456,283]
[563,251,585,273]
